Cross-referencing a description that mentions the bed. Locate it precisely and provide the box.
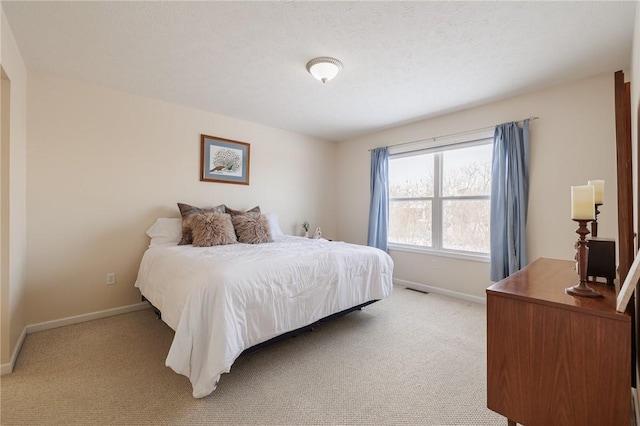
[134,216,394,398]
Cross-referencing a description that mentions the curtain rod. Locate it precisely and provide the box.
[369,116,540,152]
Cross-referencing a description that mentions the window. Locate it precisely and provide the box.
[388,139,492,257]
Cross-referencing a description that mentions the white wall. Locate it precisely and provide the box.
[25,72,337,325]
[0,9,28,368]
[336,74,617,299]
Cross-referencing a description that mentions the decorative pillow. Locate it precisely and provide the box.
[231,213,273,244]
[266,213,285,237]
[146,218,182,246]
[224,205,261,216]
[191,213,237,247]
[177,203,225,245]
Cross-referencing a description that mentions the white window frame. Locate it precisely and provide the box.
[387,130,493,263]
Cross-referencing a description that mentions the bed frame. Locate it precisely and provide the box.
[141,296,378,356]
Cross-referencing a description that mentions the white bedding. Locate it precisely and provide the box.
[134,235,394,398]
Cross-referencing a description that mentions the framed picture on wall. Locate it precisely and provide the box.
[200,134,250,185]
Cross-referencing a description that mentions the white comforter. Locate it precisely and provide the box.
[134,236,394,398]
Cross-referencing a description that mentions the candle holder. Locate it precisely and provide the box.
[566,219,602,298]
[590,204,602,237]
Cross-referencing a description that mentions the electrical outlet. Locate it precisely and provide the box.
[429,259,437,268]
[106,273,116,285]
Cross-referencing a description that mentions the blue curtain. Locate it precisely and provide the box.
[368,147,389,251]
[490,120,530,281]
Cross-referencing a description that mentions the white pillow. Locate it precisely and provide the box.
[266,213,284,238]
[146,218,182,246]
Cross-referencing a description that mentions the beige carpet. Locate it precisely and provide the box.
[0,287,503,425]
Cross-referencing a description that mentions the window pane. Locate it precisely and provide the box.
[442,199,490,253]
[442,144,492,197]
[389,153,434,198]
[389,200,432,246]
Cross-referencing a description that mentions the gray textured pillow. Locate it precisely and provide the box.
[191,213,237,247]
[231,213,273,244]
[224,205,261,216]
[177,203,225,245]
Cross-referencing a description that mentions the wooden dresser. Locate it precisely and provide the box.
[486,258,631,426]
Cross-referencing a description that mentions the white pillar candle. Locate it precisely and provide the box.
[571,185,595,220]
[587,180,605,205]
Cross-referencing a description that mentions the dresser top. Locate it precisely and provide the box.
[487,258,630,322]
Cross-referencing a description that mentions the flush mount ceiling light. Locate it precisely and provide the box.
[306,57,343,84]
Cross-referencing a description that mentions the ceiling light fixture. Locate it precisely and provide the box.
[306,57,343,84]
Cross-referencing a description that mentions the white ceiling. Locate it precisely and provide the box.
[2,1,636,142]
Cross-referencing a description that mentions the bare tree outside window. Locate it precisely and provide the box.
[442,199,490,252]
[389,200,432,246]
[443,149,491,196]
[389,153,434,246]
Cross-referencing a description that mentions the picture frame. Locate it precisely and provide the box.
[616,252,640,312]
[200,134,250,185]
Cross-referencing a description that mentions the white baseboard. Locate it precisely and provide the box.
[0,325,26,376]
[26,302,150,334]
[1,302,150,375]
[393,278,486,305]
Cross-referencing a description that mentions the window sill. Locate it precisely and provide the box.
[388,243,490,263]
